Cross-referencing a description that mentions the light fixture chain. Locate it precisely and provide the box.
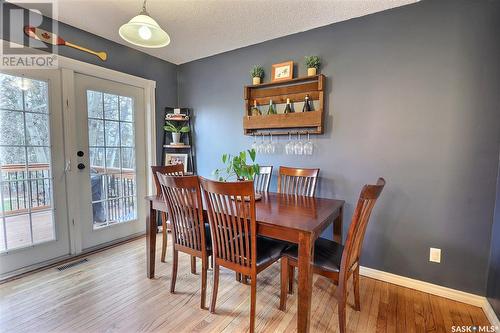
[140,0,149,16]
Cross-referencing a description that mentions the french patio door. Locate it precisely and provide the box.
[73,74,146,250]
[0,69,70,275]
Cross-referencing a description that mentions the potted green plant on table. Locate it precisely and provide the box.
[213,149,261,200]
[305,55,321,76]
[164,121,190,145]
[250,65,265,85]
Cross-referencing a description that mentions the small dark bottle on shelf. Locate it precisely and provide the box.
[302,94,312,112]
[267,99,277,115]
[284,98,293,114]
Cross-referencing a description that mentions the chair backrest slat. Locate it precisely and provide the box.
[277,166,319,197]
[157,174,206,253]
[254,166,272,192]
[200,177,256,269]
[151,164,185,196]
[340,178,385,278]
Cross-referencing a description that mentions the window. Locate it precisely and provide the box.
[0,74,55,251]
[86,90,136,229]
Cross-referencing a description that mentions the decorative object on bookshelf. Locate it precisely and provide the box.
[166,113,189,121]
[284,98,293,113]
[165,153,188,173]
[266,99,277,115]
[163,107,196,174]
[164,121,190,144]
[271,61,293,82]
[302,94,312,112]
[250,65,265,85]
[250,100,261,116]
[305,55,321,76]
[243,74,325,135]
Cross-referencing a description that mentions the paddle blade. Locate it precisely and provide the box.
[24,26,65,46]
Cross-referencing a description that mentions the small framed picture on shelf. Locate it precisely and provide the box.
[165,153,188,173]
[271,61,293,82]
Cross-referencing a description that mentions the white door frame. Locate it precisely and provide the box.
[1,40,158,272]
[57,56,156,255]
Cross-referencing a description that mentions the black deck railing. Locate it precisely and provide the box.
[1,164,136,222]
[0,164,51,215]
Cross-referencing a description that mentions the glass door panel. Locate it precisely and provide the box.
[0,70,70,276]
[0,73,54,250]
[87,90,137,229]
[74,74,145,251]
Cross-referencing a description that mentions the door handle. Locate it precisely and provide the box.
[77,163,86,170]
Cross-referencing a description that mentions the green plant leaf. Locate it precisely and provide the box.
[179,126,190,133]
[248,149,256,162]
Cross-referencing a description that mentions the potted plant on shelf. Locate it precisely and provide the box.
[164,121,190,145]
[305,55,321,76]
[250,65,265,85]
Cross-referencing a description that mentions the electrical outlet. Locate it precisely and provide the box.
[429,248,441,263]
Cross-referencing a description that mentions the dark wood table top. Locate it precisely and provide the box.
[146,192,344,236]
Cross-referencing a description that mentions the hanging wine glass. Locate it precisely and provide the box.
[304,132,314,155]
[269,133,276,154]
[258,132,266,154]
[251,133,258,152]
[265,133,273,154]
[294,132,304,155]
[285,132,294,155]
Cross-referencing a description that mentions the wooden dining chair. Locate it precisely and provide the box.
[151,165,185,264]
[157,173,211,309]
[279,178,386,333]
[199,177,286,333]
[253,166,272,192]
[277,166,319,197]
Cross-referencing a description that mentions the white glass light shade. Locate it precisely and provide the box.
[119,14,170,48]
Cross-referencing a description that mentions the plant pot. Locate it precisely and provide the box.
[172,132,181,144]
[252,77,261,85]
[307,67,317,76]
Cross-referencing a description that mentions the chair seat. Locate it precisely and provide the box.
[282,237,344,273]
[256,236,287,267]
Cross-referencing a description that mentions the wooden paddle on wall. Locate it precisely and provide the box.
[24,26,107,61]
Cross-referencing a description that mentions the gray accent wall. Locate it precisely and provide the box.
[2,2,178,163]
[178,0,500,295]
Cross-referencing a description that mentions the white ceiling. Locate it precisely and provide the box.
[44,0,417,64]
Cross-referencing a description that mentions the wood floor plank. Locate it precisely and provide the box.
[0,234,492,333]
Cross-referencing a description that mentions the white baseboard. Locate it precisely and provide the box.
[482,298,500,330]
[359,266,500,327]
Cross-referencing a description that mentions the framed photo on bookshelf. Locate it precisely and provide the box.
[271,61,293,82]
[165,153,188,173]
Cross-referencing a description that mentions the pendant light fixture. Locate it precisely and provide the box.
[119,0,170,48]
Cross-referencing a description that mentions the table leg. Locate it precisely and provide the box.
[333,204,343,244]
[146,201,157,279]
[297,232,314,333]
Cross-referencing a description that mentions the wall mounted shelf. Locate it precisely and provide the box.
[243,74,325,135]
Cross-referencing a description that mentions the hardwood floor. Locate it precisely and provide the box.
[0,234,490,332]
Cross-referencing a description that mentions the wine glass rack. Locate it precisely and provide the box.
[243,74,325,135]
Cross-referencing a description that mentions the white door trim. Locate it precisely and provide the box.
[57,58,156,254]
[56,56,157,198]
[0,40,157,197]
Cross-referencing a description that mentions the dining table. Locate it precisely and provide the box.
[144,191,345,333]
